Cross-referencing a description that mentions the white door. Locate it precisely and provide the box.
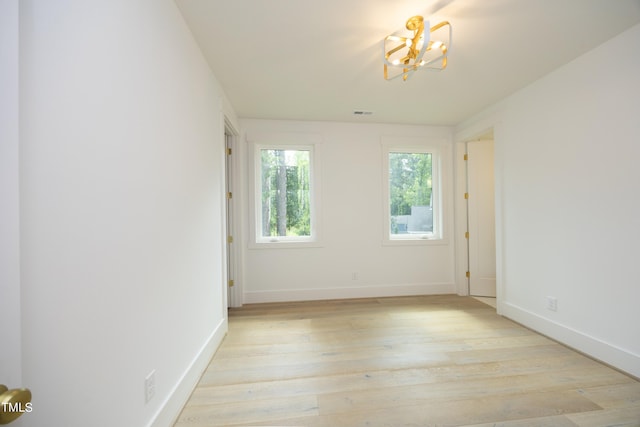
[467,140,496,297]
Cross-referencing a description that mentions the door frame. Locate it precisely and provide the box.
[224,119,242,308]
[465,139,496,297]
[454,123,504,314]
[0,0,23,391]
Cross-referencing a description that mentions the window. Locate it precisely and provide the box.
[259,148,311,238]
[251,139,321,247]
[383,146,442,242]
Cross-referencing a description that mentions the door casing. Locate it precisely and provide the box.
[466,140,497,297]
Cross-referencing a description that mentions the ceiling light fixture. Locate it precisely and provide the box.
[383,15,451,81]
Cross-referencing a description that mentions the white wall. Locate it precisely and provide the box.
[19,1,230,426]
[457,23,640,378]
[239,119,456,303]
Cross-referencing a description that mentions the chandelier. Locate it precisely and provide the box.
[383,16,452,81]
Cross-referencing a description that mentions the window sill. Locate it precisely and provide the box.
[382,237,448,246]
[248,240,323,250]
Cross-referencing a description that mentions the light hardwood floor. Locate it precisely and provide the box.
[174,295,640,426]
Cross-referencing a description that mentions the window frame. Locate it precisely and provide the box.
[249,136,322,249]
[382,142,444,245]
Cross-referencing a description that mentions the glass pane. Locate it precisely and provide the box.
[260,149,311,237]
[389,152,433,235]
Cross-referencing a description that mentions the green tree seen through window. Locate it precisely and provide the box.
[260,149,311,237]
[389,152,433,234]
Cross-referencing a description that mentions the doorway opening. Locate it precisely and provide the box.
[464,135,497,299]
[224,121,241,308]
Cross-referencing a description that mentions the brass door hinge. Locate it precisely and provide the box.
[465,231,469,239]
[227,192,233,199]
[464,193,469,200]
[227,236,233,244]
[227,148,232,155]
[466,271,470,278]
[228,279,235,287]
[464,154,468,161]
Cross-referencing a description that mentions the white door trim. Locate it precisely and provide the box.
[224,120,243,308]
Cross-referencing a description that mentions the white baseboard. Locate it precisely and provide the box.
[501,301,640,379]
[148,317,228,427]
[243,282,456,304]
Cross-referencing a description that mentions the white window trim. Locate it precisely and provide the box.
[382,140,446,246]
[248,134,323,249]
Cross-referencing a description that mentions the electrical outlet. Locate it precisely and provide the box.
[546,296,558,312]
[145,370,156,403]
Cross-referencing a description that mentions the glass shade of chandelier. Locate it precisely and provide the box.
[383,15,452,81]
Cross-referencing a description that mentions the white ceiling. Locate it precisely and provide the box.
[176,0,640,126]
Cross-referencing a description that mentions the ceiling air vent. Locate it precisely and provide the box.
[353,110,373,116]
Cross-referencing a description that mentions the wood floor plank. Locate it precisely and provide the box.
[317,368,631,416]
[174,395,319,426]
[465,415,579,427]
[566,406,640,426]
[575,381,640,408]
[321,390,601,426]
[198,349,453,387]
[173,295,640,427]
